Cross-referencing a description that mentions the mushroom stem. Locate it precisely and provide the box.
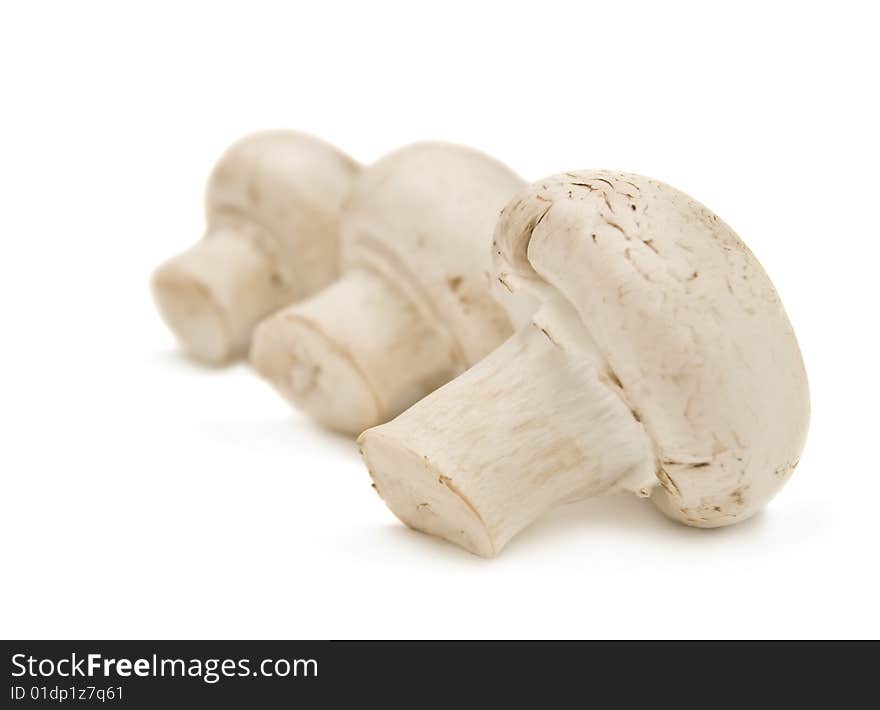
[251,267,459,435]
[152,227,288,363]
[358,299,658,556]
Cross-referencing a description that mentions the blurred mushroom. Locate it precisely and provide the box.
[251,142,523,434]
[152,131,359,363]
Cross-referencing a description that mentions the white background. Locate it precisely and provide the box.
[1,1,877,639]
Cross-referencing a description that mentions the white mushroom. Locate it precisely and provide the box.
[250,142,523,434]
[152,131,359,363]
[358,170,810,556]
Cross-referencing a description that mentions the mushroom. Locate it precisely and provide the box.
[250,142,523,434]
[358,170,810,556]
[152,131,359,363]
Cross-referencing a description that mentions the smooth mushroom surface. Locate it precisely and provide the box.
[251,142,523,434]
[152,131,359,363]
[359,170,810,556]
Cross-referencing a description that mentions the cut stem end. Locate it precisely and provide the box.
[359,299,656,555]
[251,267,457,434]
[153,228,288,363]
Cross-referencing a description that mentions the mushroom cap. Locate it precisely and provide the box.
[341,142,523,366]
[207,130,359,294]
[493,171,809,526]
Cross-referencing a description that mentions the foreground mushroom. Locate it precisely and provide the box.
[359,170,810,556]
[152,131,359,363]
[251,143,523,434]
